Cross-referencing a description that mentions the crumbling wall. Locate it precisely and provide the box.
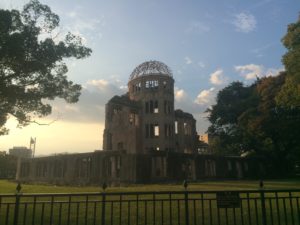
[17,151,266,186]
[103,96,142,154]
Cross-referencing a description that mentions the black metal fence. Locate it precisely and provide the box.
[0,185,299,225]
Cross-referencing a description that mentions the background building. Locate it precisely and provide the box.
[9,146,32,158]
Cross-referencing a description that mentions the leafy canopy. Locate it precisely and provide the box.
[276,15,300,106]
[0,0,92,135]
[206,14,300,176]
[207,74,300,175]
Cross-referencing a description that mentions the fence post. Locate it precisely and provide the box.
[101,182,107,225]
[259,180,267,225]
[13,183,22,225]
[183,180,190,225]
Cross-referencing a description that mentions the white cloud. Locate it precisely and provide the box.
[234,64,283,80]
[87,79,109,89]
[67,11,78,18]
[174,87,188,102]
[194,88,216,105]
[72,18,103,33]
[0,0,24,9]
[49,79,124,123]
[174,87,210,135]
[265,68,283,77]
[184,56,193,65]
[64,105,79,112]
[64,8,106,44]
[233,12,257,33]
[235,64,262,80]
[119,85,127,90]
[209,69,228,85]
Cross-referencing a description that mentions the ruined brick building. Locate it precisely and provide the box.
[103,61,197,154]
[17,61,266,186]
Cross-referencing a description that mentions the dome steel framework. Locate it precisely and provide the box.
[129,60,173,80]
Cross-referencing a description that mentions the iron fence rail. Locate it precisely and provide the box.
[0,188,299,225]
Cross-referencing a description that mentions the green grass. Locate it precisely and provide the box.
[1,179,300,193]
[0,179,299,225]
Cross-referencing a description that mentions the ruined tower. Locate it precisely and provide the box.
[103,60,197,154]
[128,61,175,153]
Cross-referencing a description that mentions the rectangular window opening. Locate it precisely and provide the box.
[135,82,141,91]
[154,125,159,137]
[184,122,188,135]
[150,101,154,113]
[129,113,134,124]
[145,80,159,88]
[163,81,167,88]
[154,101,159,113]
[150,124,154,138]
[175,121,178,134]
[165,124,172,137]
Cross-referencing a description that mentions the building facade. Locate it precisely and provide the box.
[17,151,265,186]
[9,146,32,158]
[17,61,266,185]
[103,61,198,154]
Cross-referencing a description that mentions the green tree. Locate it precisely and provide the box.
[206,81,259,155]
[276,15,300,107]
[0,0,92,135]
[208,73,300,175]
[257,74,300,171]
[207,14,300,175]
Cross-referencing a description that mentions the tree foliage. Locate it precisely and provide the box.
[276,15,300,107]
[208,74,300,175]
[207,14,300,176]
[0,0,92,135]
[206,81,259,155]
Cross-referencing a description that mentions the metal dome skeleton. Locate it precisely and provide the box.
[129,61,173,80]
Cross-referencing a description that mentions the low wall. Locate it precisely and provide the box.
[17,150,265,186]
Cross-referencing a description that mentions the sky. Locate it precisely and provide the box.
[1,0,299,155]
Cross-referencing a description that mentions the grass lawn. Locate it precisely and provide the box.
[0,179,299,225]
[0,178,300,193]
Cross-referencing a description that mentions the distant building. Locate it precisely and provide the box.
[0,151,6,156]
[9,147,32,158]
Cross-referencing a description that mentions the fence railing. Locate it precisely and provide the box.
[0,183,299,225]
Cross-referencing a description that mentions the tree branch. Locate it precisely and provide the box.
[9,112,60,126]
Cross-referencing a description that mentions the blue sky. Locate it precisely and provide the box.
[1,0,299,154]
